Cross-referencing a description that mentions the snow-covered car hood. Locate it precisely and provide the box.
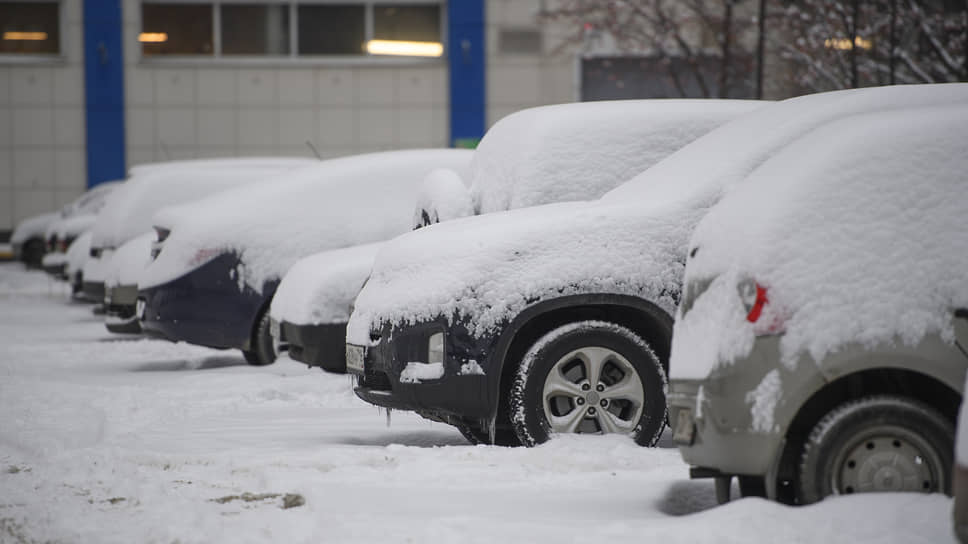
[11,213,58,245]
[104,232,154,289]
[269,242,384,326]
[65,231,92,278]
[139,149,472,292]
[671,104,968,381]
[46,214,97,242]
[347,83,968,346]
[90,160,313,250]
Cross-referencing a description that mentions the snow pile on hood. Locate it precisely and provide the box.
[90,161,312,250]
[104,232,155,289]
[11,212,58,244]
[269,242,384,325]
[347,84,968,345]
[468,99,763,214]
[670,105,968,381]
[412,168,474,227]
[65,231,92,278]
[140,149,472,292]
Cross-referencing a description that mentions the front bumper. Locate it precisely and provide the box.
[139,252,274,350]
[105,284,141,334]
[668,335,824,492]
[348,318,495,422]
[281,320,348,373]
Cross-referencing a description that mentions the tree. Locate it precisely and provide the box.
[780,0,968,91]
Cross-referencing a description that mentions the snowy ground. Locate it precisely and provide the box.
[0,263,954,543]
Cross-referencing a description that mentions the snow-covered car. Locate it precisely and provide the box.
[274,100,763,373]
[668,104,968,504]
[64,231,94,299]
[103,233,154,333]
[11,212,58,268]
[83,158,315,304]
[345,83,968,448]
[138,149,473,366]
[41,181,123,278]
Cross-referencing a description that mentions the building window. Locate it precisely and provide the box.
[141,3,213,56]
[298,5,365,55]
[0,1,60,55]
[140,1,443,60]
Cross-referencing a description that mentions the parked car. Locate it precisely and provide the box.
[668,103,968,505]
[41,181,123,278]
[273,100,763,373]
[345,83,968,447]
[84,158,315,305]
[138,149,473,366]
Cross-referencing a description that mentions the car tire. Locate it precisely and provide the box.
[509,320,667,447]
[455,420,521,447]
[798,395,953,504]
[21,237,45,268]
[242,311,276,366]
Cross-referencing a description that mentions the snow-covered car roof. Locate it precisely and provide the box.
[11,212,58,245]
[346,84,968,344]
[90,160,312,250]
[269,242,384,326]
[671,104,968,381]
[468,99,764,214]
[139,149,473,292]
[60,181,123,218]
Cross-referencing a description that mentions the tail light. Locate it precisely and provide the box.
[737,279,786,335]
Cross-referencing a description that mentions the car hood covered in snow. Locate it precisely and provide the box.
[347,83,968,345]
[140,149,472,292]
[671,104,968,381]
[269,242,384,326]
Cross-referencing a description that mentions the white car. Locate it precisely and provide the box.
[40,181,123,278]
[138,149,473,366]
[272,99,762,374]
[345,83,968,447]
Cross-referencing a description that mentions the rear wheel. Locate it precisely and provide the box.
[797,395,952,504]
[510,320,667,447]
[242,311,276,366]
[21,238,45,268]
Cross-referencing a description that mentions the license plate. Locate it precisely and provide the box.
[346,345,365,374]
[673,408,696,445]
[136,299,146,320]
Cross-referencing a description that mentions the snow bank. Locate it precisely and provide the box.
[347,84,968,346]
[468,99,763,214]
[65,231,92,279]
[140,150,472,292]
[671,103,968,381]
[11,212,57,244]
[104,232,155,289]
[269,242,384,325]
[90,159,312,250]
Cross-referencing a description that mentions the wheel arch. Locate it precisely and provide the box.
[773,366,962,502]
[487,293,674,422]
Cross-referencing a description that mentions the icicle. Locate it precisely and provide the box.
[385,408,392,428]
[487,417,496,445]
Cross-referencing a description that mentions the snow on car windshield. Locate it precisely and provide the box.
[140,149,472,292]
[469,99,762,213]
[671,105,968,381]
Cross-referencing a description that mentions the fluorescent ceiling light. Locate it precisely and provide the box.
[139,32,168,43]
[366,39,443,57]
[3,32,48,41]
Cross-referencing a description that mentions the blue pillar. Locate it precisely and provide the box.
[447,0,485,148]
[83,0,126,187]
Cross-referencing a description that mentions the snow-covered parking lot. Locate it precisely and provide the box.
[0,263,954,543]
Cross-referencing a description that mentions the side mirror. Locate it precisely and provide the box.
[412,168,474,229]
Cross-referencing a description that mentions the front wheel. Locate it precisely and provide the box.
[242,311,276,366]
[797,395,953,504]
[509,320,667,447]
